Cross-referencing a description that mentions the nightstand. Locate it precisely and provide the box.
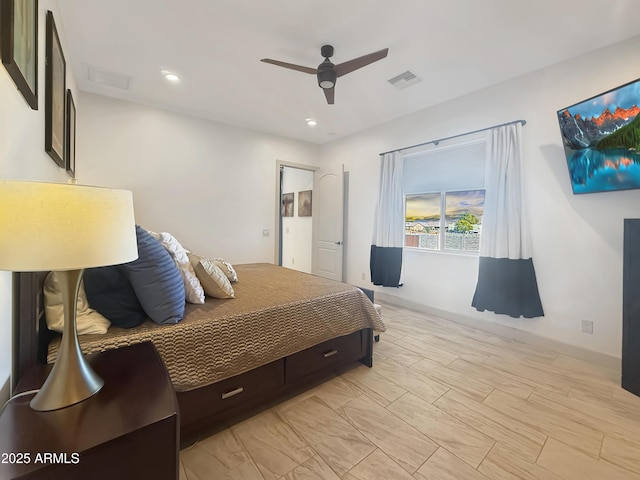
[0,341,179,480]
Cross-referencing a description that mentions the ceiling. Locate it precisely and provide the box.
[57,0,640,144]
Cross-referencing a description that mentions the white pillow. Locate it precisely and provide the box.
[149,231,205,304]
[44,272,111,335]
[213,258,238,283]
[188,254,235,299]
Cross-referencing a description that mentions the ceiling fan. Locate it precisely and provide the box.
[261,45,389,105]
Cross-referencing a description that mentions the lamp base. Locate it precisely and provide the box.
[29,351,104,411]
[29,269,104,411]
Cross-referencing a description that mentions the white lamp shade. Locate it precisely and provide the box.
[0,181,138,271]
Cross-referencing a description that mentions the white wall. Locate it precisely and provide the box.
[78,92,320,265]
[0,0,77,401]
[320,35,640,360]
[281,167,314,273]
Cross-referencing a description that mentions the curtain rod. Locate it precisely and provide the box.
[378,119,527,156]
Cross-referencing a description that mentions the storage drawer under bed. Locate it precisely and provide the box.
[179,359,285,428]
[285,330,365,383]
[177,329,372,446]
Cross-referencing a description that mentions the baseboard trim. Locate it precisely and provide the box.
[376,292,621,373]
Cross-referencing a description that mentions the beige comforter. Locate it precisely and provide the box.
[48,263,385,391]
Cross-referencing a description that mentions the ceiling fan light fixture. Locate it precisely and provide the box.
[317,69,336,89]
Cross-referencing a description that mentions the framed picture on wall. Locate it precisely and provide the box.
[0,0,38,109]
[65,89,76,178]
[298,190,312,216]
[44,11,66,168]
[282,192,294,217]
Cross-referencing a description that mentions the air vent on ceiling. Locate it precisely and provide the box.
[87,65,132,90]
[388,70,422,90]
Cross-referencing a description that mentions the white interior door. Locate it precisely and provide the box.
[312,164,344,281]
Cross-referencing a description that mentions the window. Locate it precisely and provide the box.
[402,137,486,253]
[405,190,485,252]
[405,193,440,249]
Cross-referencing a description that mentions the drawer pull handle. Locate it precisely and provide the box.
[323,349,338,358]
[221,387,244,399]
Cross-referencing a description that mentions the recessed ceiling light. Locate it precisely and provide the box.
[161,70,180,82]
[305,118,317,127]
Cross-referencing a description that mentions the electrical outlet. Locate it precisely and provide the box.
[361,272,366,280]
[291,258,295,264]
[581,319,594,334]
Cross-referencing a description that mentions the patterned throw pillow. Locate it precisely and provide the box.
[188,253,235,299]
[213,258,238,283]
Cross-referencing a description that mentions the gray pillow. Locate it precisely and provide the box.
[121,226,185,324]
[83,266,147,329]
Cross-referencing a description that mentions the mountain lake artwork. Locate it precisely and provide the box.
[557,78,640,194]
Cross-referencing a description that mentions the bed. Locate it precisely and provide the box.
[13,263,385,447]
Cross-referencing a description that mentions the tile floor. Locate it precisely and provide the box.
[179,302,640,479]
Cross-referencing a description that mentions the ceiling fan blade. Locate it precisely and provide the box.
[323,87,335,105]
[260,58,318,74]
[334,48,389,77]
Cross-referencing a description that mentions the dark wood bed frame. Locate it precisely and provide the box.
[13,271,374,447]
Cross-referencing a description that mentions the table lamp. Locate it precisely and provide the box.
[0,180,138,411]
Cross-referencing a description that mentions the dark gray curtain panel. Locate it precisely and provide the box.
[472,257,543,318]
[370,245,402,287]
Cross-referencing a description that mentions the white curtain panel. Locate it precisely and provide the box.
[480,122,533,259]
[370,151,404,287]
[472,122,543,318]
[372,151,405,248]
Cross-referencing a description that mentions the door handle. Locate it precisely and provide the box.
[334,241,343,245]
